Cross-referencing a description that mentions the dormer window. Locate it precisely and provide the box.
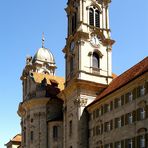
[89,7,100,28]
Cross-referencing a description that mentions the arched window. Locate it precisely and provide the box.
[93,52,100,68]
[89,8,94,26]
[95,10,100,28]
[89,7,100,27]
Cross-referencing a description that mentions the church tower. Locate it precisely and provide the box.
[61,0,115,147]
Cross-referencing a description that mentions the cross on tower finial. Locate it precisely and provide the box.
[42,32,45,48]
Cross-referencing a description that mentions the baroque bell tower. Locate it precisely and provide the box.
[61,0,115,147]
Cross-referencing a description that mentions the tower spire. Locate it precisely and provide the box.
[42,32,45,48]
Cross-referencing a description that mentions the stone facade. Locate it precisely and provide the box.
[88,71,148,148]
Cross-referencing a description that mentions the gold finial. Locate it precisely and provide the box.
[42,32,45,48]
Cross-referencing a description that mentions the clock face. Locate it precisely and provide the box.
[90,35,101,47]
[70,41,75,52]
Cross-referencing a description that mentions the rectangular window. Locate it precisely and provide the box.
[115,98,121,108]
[125,92,133,103]
[117,118,121,128]
[140,85,145,96]
[128,113,133,124]
[140,108,146,120]
[115,141,121,148]
[106,122,111,132]
[98,108,102,116]
[127,139,133,148]
[115,117,122,128]
[96,125,101,135]
[104,103,112,113]
[53,126,58,139]
[137,85,145,97]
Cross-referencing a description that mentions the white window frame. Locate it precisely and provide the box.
[140,135,145,148]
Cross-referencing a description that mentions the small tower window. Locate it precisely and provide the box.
[89,8,94,26]
[93,52,100,68]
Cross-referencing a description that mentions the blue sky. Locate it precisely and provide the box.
[0,0,147,147]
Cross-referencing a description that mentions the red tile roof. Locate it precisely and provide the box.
[88,57,148,107]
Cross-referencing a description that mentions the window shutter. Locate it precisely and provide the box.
[145,105,148,118]
[101,124,103,134]
[104,104,107,113]
[93,127,95,136]
[145,81,148,95]
[114,99,117,108]
[125,93,129,104]
[137,136,140,148]
[95,10,100,27]
[132,88,137,100]
[89,8,94,26]
[121,140,124,148]
[93,110,95,119]
[121,95,124,105]
[133,111,136,122]
[136,108,140,121]
[96,109,99,118]
[110,101,113,110]
[137,86,140,98]
[125,139,128,147]
[132,137,136,148]
[125,114,128,125]
[101,106,104,115]
[104,122,106,132]
[145,133,148,147]
[111,120,113,130]
[121,115,124,126]
[115,118,117,129]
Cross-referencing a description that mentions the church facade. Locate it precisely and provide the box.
[15,0,148,148]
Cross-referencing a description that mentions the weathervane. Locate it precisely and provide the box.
[42,32,45,48]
